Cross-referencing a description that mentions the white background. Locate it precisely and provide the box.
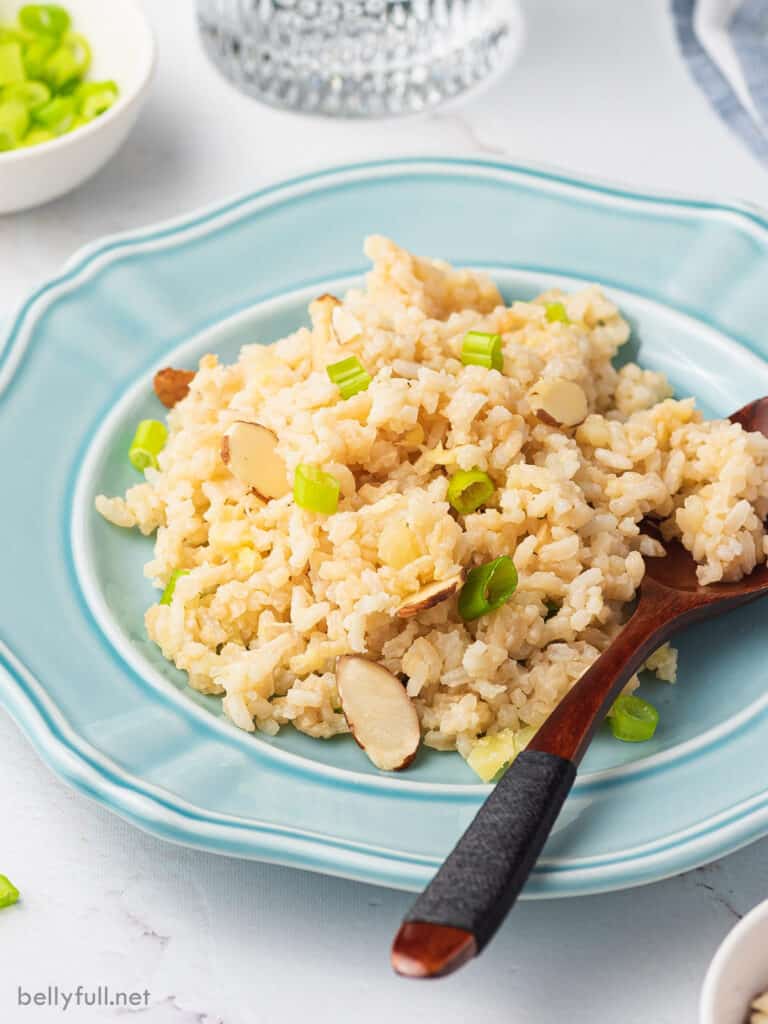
[2,1,768,1021]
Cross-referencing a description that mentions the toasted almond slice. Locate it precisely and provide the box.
[395,572,465,619]
[331,306,363,346]
[336,656,421,771]
[153,367,195,408]
[221,422,290,500]
[308,294,342,369]
[529,378,588,428]
[309,294,340,336]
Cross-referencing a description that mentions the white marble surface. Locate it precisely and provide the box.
[2,1,768,1021]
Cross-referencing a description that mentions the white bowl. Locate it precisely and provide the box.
[701,899,768,1024]
[0,0,155,213]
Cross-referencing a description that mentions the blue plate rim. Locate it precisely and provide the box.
[3,155,768,896]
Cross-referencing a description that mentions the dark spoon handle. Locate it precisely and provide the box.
[403,750,576,951]
[394,596,677,974]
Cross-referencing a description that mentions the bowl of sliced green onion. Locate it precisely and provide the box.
[0,0,155,212]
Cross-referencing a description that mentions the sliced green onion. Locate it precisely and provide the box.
[160,568,189,606]
[0,875,20,909]
[545,301,570,324]
[447,468,495,515]
[609,694,659,742]
[0,41,26,85]
[461,330,503,372]
[128,419,168,472]
[4,79,51,111]
[458,555,518,621]
[19,4,71,37]
[22,125,54,146]
[293,464,340,515]
[0,8,116,148]
[22,33,57,78]
[0,99,30,149]
[33,93,74,133]
[0,28,27,45]
[42,32,90,88]
[76,78,117,119]
[326,355,371,400]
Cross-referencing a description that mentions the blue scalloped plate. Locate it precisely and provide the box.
[2,157,768,896]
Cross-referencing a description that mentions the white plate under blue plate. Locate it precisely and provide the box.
[2,157,768,897]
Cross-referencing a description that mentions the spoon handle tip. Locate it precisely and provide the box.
[394,750,576,977]
[391,922,477,978]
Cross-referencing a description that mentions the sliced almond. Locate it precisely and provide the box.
[154,367,195,408]
[221,422,290,500]
[529,378,588,428]
[395,572,465,619]
[310,293,340,329]
[309,294,341,369]
[336,656,421,771]
[331,306,363,346]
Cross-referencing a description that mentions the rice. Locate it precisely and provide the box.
[96,237,768,764]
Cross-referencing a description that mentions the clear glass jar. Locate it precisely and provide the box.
[197,0,522,118]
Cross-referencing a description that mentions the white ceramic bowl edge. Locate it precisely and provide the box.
[0,0,156,214]
[701,899,768,1024]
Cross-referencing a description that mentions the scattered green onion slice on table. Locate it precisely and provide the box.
[128,419,168,472]
[293,464,340,515]
[19,4,71,37]
[545,301,570,324]
[326,355,371,399]
[160,569,189,606]
[0,875,20,909]
[447,468,495,515]
[458,555,518,621]
[0,40,26,85]
[609,694,659,742]
[460,330,503,371]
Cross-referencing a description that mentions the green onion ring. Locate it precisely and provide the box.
[326,355,371,400]
[128,419,168,472]
[609,694,659,742]
[293,464,340,515]
[160,569,190,606]
[447,468,495,515]
[458,555,519,621]
[460,330,503,372]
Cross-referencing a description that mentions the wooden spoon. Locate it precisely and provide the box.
[391,397,768,979]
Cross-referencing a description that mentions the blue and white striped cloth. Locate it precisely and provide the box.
[672,0,768,163]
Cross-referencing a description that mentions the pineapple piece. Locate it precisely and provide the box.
[466,726,537,782]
